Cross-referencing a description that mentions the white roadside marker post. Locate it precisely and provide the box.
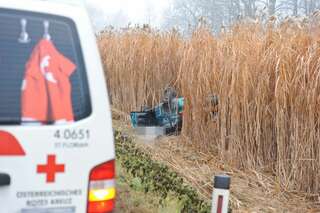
[211,175,231,213]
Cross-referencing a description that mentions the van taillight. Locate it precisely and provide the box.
[87,160,115,213]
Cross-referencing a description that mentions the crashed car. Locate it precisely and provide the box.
[130,88,184,135]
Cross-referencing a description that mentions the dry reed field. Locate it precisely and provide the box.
[98,15,320,198]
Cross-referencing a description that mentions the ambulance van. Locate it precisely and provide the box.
[0,0,116,212]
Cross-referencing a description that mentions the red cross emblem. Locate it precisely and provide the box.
[37,155,65,183]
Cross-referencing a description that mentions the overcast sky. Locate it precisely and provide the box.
[86,0,171,29]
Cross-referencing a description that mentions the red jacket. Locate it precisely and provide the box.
[21,39,76,124]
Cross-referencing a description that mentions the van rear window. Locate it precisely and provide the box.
[0,8,91,125]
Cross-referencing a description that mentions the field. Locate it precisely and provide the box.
[98,16,320,198]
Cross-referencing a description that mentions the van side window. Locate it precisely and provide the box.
[0,8,91,125]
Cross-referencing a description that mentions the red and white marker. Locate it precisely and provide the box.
[211,175,231,213]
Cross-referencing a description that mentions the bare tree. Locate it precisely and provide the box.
[164,0,244,33]
[292,0,299,15]
[303,0,317,15]
[163,0,320,33]
[268,0,277,15]
[241,0,257,17]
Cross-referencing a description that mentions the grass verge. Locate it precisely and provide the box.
[115,161,183,213]
[115,130,211,213]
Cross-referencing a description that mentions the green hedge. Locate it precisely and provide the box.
[115,131,211,213]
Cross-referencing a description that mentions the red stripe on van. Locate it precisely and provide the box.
[0,131,25,156]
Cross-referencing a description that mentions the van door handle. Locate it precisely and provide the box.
[0,173,10,186]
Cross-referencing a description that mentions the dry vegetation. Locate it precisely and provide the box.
[99,15,320,198]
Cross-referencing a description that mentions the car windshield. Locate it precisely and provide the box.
[0,8,91,125]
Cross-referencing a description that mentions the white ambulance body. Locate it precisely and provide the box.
[0,0,116,212]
